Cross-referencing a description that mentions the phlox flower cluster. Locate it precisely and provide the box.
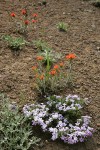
[46,94,83,111]
[23,95,94,144]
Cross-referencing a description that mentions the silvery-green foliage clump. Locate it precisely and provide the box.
[2,35,26,51]
[23,95,94,144]
[0,94,40,150]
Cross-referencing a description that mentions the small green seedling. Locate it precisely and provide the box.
[57,22,68,32]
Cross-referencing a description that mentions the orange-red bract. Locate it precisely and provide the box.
[59,62,64,67]
[32,66,37,70]
[49,70,56,76]
[39,74,44,80]
[53,65,59,70]
[37,56,44,61]
[66,53,76,59]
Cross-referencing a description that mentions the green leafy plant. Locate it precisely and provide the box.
[2,35,26,51]
[33,40,62,65]
[57,22,68,32]
[33,40,50,51]
[33,40,57,65]
[0,94,40,150]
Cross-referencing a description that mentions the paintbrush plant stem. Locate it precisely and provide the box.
[68,59,73,83]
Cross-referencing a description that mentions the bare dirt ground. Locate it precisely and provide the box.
[0,0,100,150]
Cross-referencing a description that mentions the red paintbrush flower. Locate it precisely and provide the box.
[21,9,27,15]
[24,20,29,25]
[32,19,37,23]
[33,13,38,17]
[10,12,16,17]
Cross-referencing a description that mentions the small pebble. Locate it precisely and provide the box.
[97,123,100,127]
[97,141,100,145]
[63,12,66,15]
[38,2,42,6]
[97,47,100,50]
[39,142,44,148]
[45,140,49,143]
